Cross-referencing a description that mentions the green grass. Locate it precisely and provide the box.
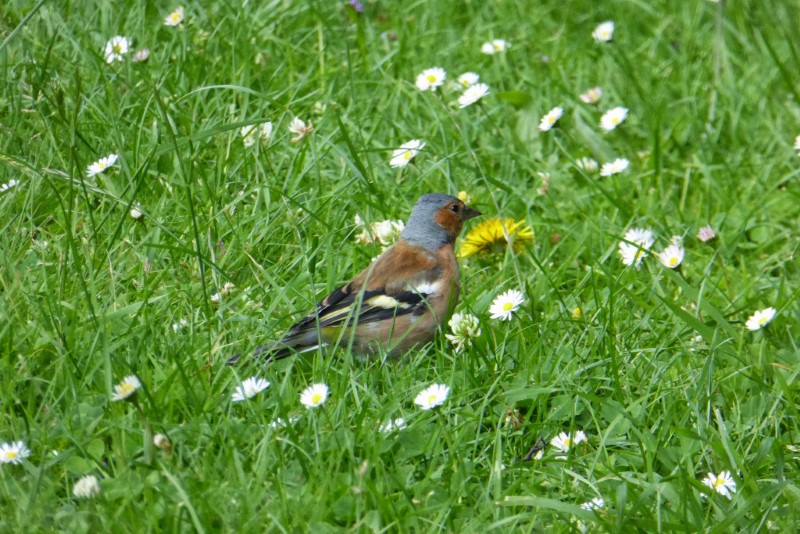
[2,0,799,531]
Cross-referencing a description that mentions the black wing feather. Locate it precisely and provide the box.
[287,285,429,334]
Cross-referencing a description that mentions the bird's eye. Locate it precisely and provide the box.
[450,204,460,213]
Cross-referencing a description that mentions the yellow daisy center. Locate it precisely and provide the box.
[311,393,322,404]
[7,451,17,460]
[119,384,134,395]
[563,438,572,448]
[427,394,437,405]
[669,257,678,267]
[426,74,437,83]
[403,151,412,160]
[170,14,180,22]
[758,316,768,325]
[502,302,514,312]
[113,44,123,54]
[714,478,724,488]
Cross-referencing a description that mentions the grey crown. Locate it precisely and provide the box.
[400,193,460,252]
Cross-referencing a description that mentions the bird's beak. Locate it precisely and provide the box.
[463,204,481,220]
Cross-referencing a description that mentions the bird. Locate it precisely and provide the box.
[229,193,481,364]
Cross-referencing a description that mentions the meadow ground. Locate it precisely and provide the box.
[1,0,799,531]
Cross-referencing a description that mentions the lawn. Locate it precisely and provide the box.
[1,0,799,531]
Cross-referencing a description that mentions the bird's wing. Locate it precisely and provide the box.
[285,241,442,335]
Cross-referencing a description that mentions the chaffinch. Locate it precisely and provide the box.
[230,193,480,364]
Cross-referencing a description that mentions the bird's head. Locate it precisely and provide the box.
[401,193,481,251]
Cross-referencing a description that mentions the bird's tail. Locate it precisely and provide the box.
[226,331,322,366]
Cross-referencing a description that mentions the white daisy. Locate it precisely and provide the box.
[130,203,143,220]
[795,135,800,151]
[86,154,119,177]
[600,107,628,132]
[258,122,273,144]
[538,106,563,132]
[415,67,446,91]
[458,83,490,108]
[576,157,598,173]
[210,282,235,305]
[355,217,405,247]
[73,475,101,499]
[457,72,480,88]
[489,289,525,321]
[241,125,258,148]
[371,219,405,245]
[153,433,172,451]
[618,243,645,268]
[592,21,615,42]
[550,430,587,452]
[111,375,141,402]
[300,383,329,409]
[581,497,605,511]
[269,416,301,429]
[414,383,450,410]
[0,441,31,464]
[379,417,407,433]
[445,312,481,352]
[389,139,425,168]
[104,36,130,64]
[288,117,313,142]
[618,227,655,268]
[231,377,271,402]
[0,179,19,192]
[269,418,287,429]
[745,307,777,331]
[132,49,150,63]
[579,87,603,104]
[623,228,655,249]
[241,122,272,148]
[481,39,510,55]
[164,7,185,26]
[697,225,716,242]
[537,172,551,195]
[600,158,629,176]
[701,470,737,499]
[657,243,685,269]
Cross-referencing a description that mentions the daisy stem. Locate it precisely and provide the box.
[132,397,153,464]
[435,410,457,468]
[312,411,321,454]
[475,100,503,147]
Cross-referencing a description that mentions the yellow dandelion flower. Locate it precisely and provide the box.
[459,217,533,258]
